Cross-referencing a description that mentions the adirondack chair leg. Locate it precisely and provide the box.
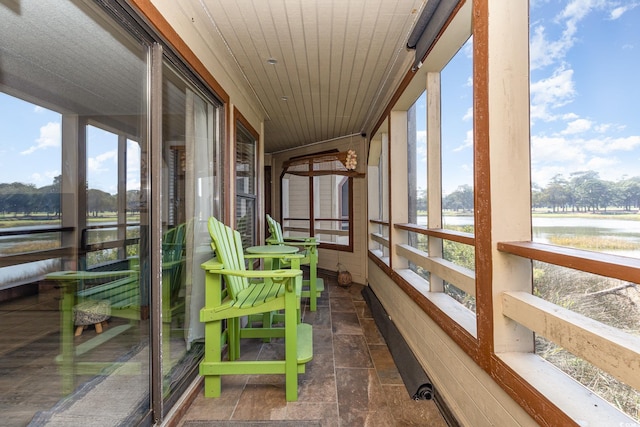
[202,318,222,397]
[309,258,318,312]
[228,317,241,361]
[285,276,299,402]
[261,311,273,342]
[201,251,223,397]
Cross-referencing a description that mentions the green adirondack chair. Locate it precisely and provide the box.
[162,223,186,324]
[266,214,324,311]
[199,216,313,402]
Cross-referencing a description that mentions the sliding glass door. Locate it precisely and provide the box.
[0,0,223,424]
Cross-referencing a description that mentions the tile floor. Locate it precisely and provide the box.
[176,272,448,427]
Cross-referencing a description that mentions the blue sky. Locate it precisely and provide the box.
[1,1,639,196]
[415,0,640,194]
[0,93,140,194]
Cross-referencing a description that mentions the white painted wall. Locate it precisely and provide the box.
[271,136,368,285]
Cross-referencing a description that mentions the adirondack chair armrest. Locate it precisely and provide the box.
[201,258,224,271]
[209,268,302,280]
[201,263,302,293]
[46,270,137,281]
[266,236,318,246]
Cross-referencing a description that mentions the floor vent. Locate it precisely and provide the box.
[362,286,459,426]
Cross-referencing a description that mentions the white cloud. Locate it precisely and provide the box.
[582,135,640,154]
[530,66,575,121]
[531,131,640,186]
[20,122,61,155]
[453,129,473,152]
[530,25,572,70]
[561,112,579,121]
[532,135,586,164]
[584,156,619,170]
[559,0,605,24]
[531,0,617,71]
[609,3,639,20]
[531,164,570,187]
[88,149,117,173]
[462,107,473,122]
[560,118,592,134]
[29,170,60,185]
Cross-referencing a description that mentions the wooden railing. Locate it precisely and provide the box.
[498,241,640,392]
[369,224,640,423]
[498,241,640,284]
[0,226,74,268]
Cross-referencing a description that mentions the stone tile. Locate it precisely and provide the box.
[326,282,352,298]
[329,296,355,313]
[335,368,380,415]
[354,300,372,319]
[284,401,338,422]
[297,353,337,403]
[303,305,331,330]
[368,344,403,385]
[231,383,288,420]
[361,318,385,345]
[311,326,334,355]
[348,284,365,301]
[333,335,372,368]
[331,312,362,335]
[179,390,237,421]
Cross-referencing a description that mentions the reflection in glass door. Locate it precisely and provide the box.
[160,63,222,402]
[0,1,150,424]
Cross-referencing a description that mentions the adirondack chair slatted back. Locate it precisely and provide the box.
[207,216,248,300]
[265,214,324,312]
[266,214,285,243]
[162,223,186,300]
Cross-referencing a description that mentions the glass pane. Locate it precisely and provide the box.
[441,37,474,231]
[236,196,255,249]
[407,91,428,275]
[313,175,350,246]
[0,1,150,424]
[379,130,389,223]
[530,2,640,254]
[409,91,427,227]
[235,124,256,247]
[528,3,640,421]
[282,173,310,237]
[236,126,256,196]
[161,63,220,400]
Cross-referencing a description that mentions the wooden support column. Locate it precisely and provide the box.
[389,110,408,270]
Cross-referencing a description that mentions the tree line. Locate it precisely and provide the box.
[0,176,141,218]
[420,171,640,213]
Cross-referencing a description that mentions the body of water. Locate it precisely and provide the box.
[421,215,640,257]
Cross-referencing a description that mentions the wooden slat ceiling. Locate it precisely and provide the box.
[196,0,424,153]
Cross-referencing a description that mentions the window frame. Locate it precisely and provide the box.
[234,110,259,249]
[280,151,357,252]
[367,0,640,425]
